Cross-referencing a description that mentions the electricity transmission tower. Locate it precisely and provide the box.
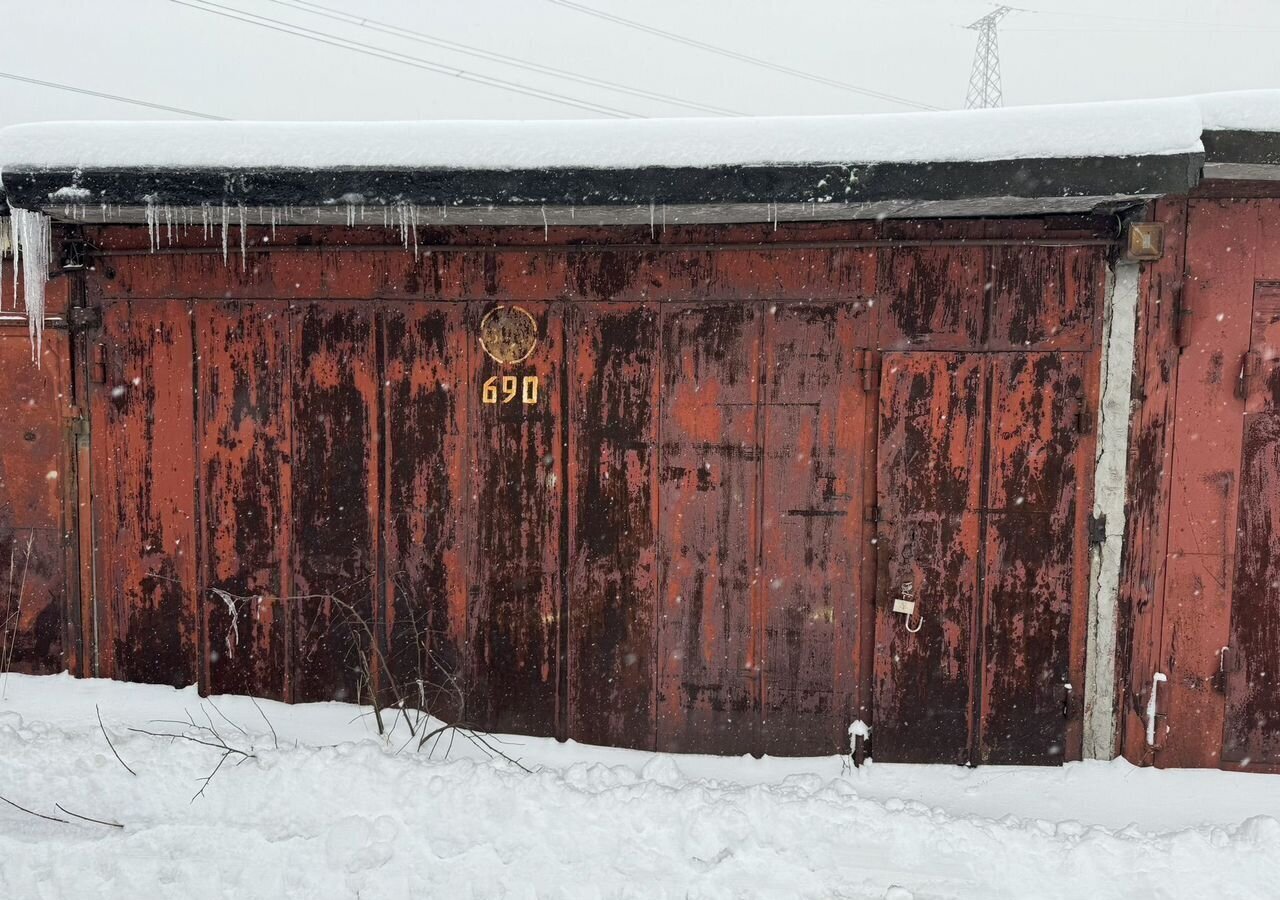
[965,6,1016,109]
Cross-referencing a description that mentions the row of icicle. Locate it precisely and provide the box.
[2,209,51,364]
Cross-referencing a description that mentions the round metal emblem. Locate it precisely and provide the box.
[478,305,538,365]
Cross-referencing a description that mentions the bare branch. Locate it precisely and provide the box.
[127,727,252,757]
[205,700,248,737]
[55,804,124,829]
[191,751,232,803]
[96,705,137,776]
[0,793,67,824]
[248,694,279,751]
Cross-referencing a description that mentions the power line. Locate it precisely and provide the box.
[271,0,744,116]
[170,0,638,118]
[1006,26,1280,34]
[1017,8,1274,29]
[544,0,940,112]
[0,71,226,120]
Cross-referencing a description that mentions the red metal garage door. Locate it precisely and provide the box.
[79,230,1103,762]
[88,296,871,755]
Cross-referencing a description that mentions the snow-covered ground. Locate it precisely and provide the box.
[2,673,1278,899]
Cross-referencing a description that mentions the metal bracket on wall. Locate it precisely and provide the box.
[1172,282,1192,349]
[1087,513,1107,545]
[67,306,102,334]
[860,350,882,393]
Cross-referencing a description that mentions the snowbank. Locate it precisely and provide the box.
[0,92,1275,175]
[2,673,1279,899]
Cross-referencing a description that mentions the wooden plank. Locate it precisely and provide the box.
[875,247,986,351]
[196,302,291,700]
[566,303,660,750]
[657,303,761,754]
[758,302,867,756]
[466,301,564,737]
[381,304,470,722]
[0,330,70,674]
[1224,413,1280,766]
[873,352,984,764]
[91,301,198,686]
[978,353,1085,764]
[289,304,379,705]
[1118,199,1187,764]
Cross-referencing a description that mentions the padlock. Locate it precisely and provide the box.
[893,598,916,616]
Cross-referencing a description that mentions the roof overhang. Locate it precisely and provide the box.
[0,153,1200,225]
[1202,129,1280,181]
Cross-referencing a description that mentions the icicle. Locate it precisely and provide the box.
[650,199,655,239]
[220,203,229,266]
[143,196,159,252]
[662,203,666,233]
[239,204,247,271]
[541,205,549,241]
[9,209,52,363]
[410,204,420,260]
[0,219,9,310]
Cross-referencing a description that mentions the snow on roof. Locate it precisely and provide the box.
[2,91,1276,173]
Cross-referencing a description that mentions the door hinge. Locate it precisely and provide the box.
[1146,671,1167,748]
[1172,282,1191,350]
[90,343,107,384]
[867,504,880,523]
[1075,399,1093,434]
[1213,646,1233,695]
[69,417,90,438]
[861,350,881,393]
[1087,513,1107,545]
[67,306,102,334]
[1237,350,1262,401]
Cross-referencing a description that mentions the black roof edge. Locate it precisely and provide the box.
[1203,129,1280,167]
[1,153,1202,211]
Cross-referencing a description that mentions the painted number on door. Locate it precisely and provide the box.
[483,374,539,405]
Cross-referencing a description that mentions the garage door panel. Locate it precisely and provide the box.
[658,303,760,754]
[467,301,564,738]
[381,304,469,722]
[760,302,867,755]
[567,302,660,750]
[290,304,378,705]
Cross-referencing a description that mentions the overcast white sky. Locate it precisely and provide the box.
[2,0,1278,126]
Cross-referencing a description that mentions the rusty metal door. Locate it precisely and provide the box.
[873,351,1087,764]
[978,353,1087,764]
[1224,284,1280,766]
[874,353,984,763]
[758,303,869,756]
[656,300,870,756]
[657,303,763,753]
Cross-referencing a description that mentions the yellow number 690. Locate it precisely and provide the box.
[482,375,539,405]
